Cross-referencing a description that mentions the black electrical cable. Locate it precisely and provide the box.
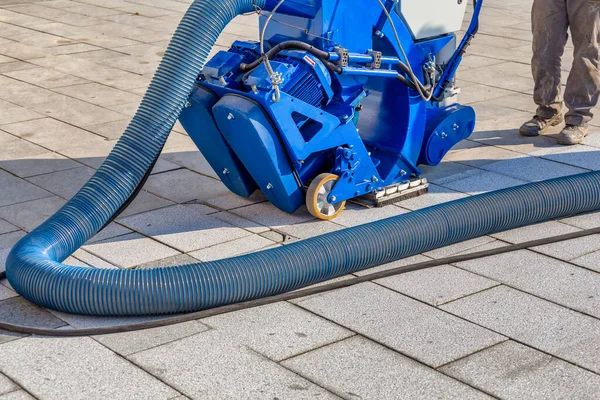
[1,225,599,337]
[240,40,332,71]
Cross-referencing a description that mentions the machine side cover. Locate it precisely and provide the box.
[6,0,600,316]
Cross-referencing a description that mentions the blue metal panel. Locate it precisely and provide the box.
[178,86,257,198]
[212,95,305,213]
[419,105,476,166]
[260,0,381,52]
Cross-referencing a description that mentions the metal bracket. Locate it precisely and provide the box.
[334,46,349,67]
[366,50,382,69]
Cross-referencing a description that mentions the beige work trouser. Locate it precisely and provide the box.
[532,0,600,126]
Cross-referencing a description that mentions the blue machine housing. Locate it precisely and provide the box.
[179,0,479,214]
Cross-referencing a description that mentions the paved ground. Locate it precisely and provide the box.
[1,0,600,399]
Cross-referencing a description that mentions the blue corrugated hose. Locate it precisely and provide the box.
[6,0,600,316]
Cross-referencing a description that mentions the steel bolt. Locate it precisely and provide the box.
[452,123,459,130]
[227,113,235,120]
[400,170,407,176]
[222,168,230,175]
[371,176,379,183]
[184,101,192,108]
[375,30,384,38]
[441,132,448,138]
[330,196,337,202]
[266,183,273,190]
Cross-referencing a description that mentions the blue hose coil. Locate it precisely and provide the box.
[6,0,600,316]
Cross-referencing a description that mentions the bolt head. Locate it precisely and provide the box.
[330,196,337,202]
[227,113,235,120]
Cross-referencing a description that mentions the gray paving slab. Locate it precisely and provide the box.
[0,374,18,396]
[120,205,251,252]
[0,297,66,329]
[441,285,600,374]
[82,232,180,268]
[333,203,408,228]
[441,340,600,400]
[455,249,600,318]
[0,336,180,400]
[189,234,276,262]
[560,210,600,229]
[93,321,210,357]
[283,336,492,400]
[571,250,600,273]
[0,130,47,160]
[0,390,35,400]
[202,302,353,361]
[114,190,175,219]
[532,233,600,261]
[1,117,107,152]
[531,144,600,171]
[0,232,25,252]
[483,156,587,182]
[0,196,65,232]
[70,249,117,269]
[0,248,8,274]
[376,265,499,306]
[0,151,80,178]
[0,169,53,208]
[441,170,529,195]
[0,220,17,236]
[26,165,95,199]
[231,202,314,229]
[0,285,17,302]
[144,169,230,204]
[396,183,468,211]
[277,220,343,239]
[129,330,340,400]
[295,282,505,367]
[86,222,132,244]
[204,191,268,211]
[136,254,199,270]
[210,210,270,234]
[160,150,219,180]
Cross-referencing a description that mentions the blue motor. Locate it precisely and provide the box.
[179,0,479,220]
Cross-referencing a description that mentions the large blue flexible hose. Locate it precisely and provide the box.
[6,0,600,316]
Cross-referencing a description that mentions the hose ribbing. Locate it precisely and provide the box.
[6,0,600,317]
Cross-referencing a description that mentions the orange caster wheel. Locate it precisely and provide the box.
[306,173,346,220]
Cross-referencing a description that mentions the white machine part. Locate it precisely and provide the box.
[398,0,469,40]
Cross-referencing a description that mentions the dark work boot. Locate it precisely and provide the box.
[557,124,588,145]
[519,114,564,137]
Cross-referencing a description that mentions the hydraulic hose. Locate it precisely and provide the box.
[6,0,600,317]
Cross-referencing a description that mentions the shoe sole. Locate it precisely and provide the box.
[519,117,564,137]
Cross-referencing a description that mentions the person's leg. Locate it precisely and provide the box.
[520,0,569,136]
[532,0,569,117]
[558,0,600,144]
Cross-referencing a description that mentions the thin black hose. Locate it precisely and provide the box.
[240,40,331,71]
[1,225,599,337]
